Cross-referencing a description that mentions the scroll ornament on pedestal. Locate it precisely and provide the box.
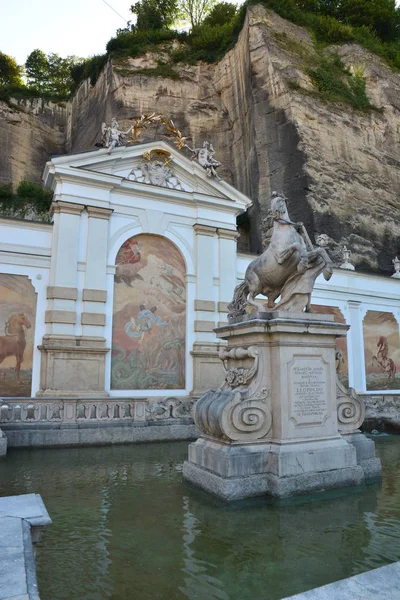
[336,379,365,433]
[194,346,272,443]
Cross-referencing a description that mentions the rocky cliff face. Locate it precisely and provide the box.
[1,6,400,272]
[0,97,68,185]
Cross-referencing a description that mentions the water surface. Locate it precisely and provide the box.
[0,436,400,600]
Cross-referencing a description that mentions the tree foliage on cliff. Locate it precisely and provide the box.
[0,52,23,86]
[295,0,400,43]
[131,0,178,30]
[25,50,77,97]
[179,0,218,28]
[255,0,400,68]
[0,181,53,222]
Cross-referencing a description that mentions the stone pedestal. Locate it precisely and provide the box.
[0,429,7,456]
[183,312,381,501]
[38,335,109,397]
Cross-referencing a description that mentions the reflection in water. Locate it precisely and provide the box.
[0,437,399,600]
[180,496,229,600]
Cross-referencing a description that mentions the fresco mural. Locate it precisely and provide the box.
[0,274,37,396]
[363,310,400,391]
[311,304,349,388]
[111,234,186,390]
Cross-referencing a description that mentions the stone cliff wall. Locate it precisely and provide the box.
[0,98,68,185]
[1,6,400,271]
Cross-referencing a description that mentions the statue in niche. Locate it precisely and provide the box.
[100,118,133,153]
[186,141,221,177]
[228,192,333,319]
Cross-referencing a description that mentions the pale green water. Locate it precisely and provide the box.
[0,436,400,600]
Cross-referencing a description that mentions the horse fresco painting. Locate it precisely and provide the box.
[0,274,37,396]
[363,310,400,391]
[111,234,186,390]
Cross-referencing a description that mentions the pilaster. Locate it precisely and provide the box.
[347,301,367,392]
[40,202,110,397]
[82,206,113,338]
[47,201,84,336]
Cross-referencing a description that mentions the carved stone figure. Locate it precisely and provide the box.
[100,118,133,153]
[392,256,400,279]
[228,192,333,319]
[187,141,221,177]
[316,233,329,248]
[340,245,355,270]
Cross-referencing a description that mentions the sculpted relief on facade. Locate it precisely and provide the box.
[127,150,191,191]
[112,234,186,391]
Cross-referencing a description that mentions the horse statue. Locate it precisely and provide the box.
[228,192,333,319]
[373,336,397,381]
[0,313,32,383]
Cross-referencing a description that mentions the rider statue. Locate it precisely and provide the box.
[228,191,333,319]
[101,118,133,153]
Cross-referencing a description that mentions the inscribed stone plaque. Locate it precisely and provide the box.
[290,358,328,425]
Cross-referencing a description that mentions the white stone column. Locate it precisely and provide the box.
[81,206,113,338]
[193,224,217,336]
[46,201,84,336]
[38,201,109,397]
[347,300,367,392]
[191,224,221,395]
[217,227,238,327]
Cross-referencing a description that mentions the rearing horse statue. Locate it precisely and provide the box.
[228,192,333,319]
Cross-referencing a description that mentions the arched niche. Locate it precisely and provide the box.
[363,310,400,391]
[111,234,187,391]
[310,304,349,388]
[0,274,37,396]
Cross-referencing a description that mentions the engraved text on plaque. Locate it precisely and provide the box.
[290,358,328,425]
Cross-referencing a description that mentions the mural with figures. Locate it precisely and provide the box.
[311,305,349,388]
[111,234,186,390]
[0,274,37,396]
[363,310,400,391]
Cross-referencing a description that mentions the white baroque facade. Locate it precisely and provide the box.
[0,141,399,408]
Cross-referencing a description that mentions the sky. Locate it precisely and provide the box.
[1,0,243,65]
[1,0,136,65]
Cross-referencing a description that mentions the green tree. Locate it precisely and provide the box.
[0,52,23,86]
[295,0,400,42]
[131,0,178,30]
[25,49,49,91]
[178,0,217,28]
[202,2,237,26]
[25,49,77,96]
[336,0,400,42]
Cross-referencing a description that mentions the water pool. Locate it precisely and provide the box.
[0,436,399,600]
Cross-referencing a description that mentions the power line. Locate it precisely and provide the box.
[100,0,129,24]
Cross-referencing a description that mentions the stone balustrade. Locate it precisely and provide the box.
[0,397,198,449]
[0,396,195,427]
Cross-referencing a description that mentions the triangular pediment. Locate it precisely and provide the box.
[44,141,252,208]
